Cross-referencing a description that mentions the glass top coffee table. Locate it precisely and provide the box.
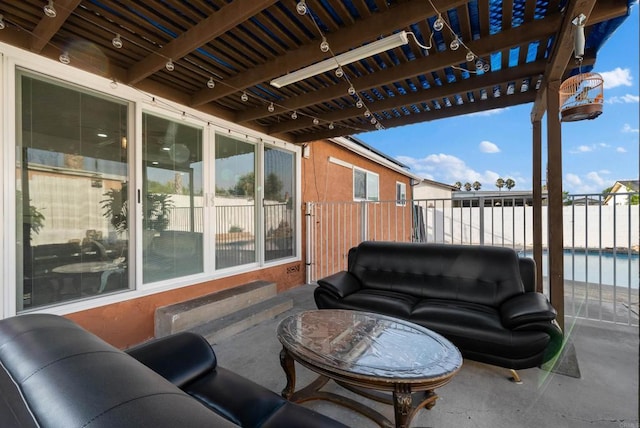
[277,309,462,428]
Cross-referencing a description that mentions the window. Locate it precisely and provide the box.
[215,134,257,269]
[396,182,407,206]
[264,147,296,261]
[142,113,204,283]
[353,168,379,201]
[16,70,130,310]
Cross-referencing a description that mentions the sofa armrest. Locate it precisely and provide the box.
[316,271,361,298]
[500,293,557,329]
[126,332,216,387]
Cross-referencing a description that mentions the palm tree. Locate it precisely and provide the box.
[472,181,481,191]
[464,182,472,191]
[505,178,516,190]
[454,181,462,191]
[495,178,505,191]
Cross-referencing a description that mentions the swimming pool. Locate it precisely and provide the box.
[519,250,639,289]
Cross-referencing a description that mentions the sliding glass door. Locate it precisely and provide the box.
[16,71,130,310]
[142,113,204,283]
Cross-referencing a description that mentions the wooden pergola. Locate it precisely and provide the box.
[0,0,634,329]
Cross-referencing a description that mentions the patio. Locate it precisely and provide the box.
[212,284,639,428]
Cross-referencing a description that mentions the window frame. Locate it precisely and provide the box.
[353,167,379,202]
[396,181,407,206]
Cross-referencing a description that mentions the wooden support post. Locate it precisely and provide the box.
[532,120,544,293]
[546,79,565,332]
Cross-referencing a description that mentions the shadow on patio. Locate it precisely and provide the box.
[211,285,638,428]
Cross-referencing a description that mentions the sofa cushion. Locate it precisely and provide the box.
[340,289,420,318]
[410,300,551,360]
[350,242,525,307]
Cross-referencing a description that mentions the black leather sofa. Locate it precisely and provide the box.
[0,314,347,428]
[315,241,563,370]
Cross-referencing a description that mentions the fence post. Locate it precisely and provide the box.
[360,201,368,241]
[479,197,485,245]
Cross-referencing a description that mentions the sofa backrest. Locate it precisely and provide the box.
[349,241,525,307]
[0,314,236,428]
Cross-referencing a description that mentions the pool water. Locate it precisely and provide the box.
[519,250,639,289]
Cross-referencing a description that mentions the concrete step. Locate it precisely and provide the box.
[191,293,293,344]
[155,280,278,337]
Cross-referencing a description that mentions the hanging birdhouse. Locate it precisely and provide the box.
[559,72,604,122]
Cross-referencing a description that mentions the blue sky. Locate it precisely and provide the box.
[356,5,639,195]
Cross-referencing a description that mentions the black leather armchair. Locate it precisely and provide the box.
[0,314,347,428]
[315,241,563,371]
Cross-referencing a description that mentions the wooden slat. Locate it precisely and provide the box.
[126,0,278,84]
[31,0,82,52]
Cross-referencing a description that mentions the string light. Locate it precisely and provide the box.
[296,1,307,15]
[356,99,363,109]
[466,51,475,62]
[241,92,248,102]
[0,15,5,30]
[207,77,215,89]
[59,51,70,64]
[165,59,174,71]
[291,111,298,119]
[328,122,335,130]
[320,37,329,53]
[433,15,444,31]
[335,67,344,78]
[267,102,275,112]
[348,86,356,96]
[313,118,319,125]
[450,38,460,51]
[112,34,123,49]
[44,1,57,18]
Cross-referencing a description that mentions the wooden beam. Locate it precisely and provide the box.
[126,0,278,84]
[546,79,564,331]
[291,91,536,143]
[269,60,548,134]
[191,0,467,106]
[530,0,598,122]
[30,0,82,53]
[532,119,544,293]
[237,15,562,124]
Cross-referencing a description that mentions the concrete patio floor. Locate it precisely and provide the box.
[211,285,639,428]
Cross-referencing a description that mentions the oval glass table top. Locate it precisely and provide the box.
[278,309,462,381]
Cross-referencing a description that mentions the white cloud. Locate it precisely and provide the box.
[565,173,582,187]
[622,123,639,133]
[577,145,593,152]
[616,147,627,153]
[479,140,500,153]
[600,67,633,89]
[465,108,508,117]
[396,153,501,185]
[607,94,640,104]
[586,171,606,187]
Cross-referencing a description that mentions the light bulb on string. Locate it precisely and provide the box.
[475,59,483,70]
[483,63,490,72]
[356,99,364,109]
[112,34,123,49]
[59,51,70,64]
[268,102,275,112]
[291,111,298,119]
[241,92,248,102]
[296,1,307,15]
[313,118,320,125]
[207,77,215,89]
[348,86,356,96]
[165,59,174,71]
[433,15,444,32]
[364,110,371,118]
[466,51,475,62]
[328,122,334,130]
[450,38,460,51]
[370,118,377,125]
[0,15,5,30]
[320,37,330,53]
[335,67,344,78]
[44,0,57,18]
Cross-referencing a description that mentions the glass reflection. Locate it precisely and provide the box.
[142,113,204,283]
[17,72,129,310]
[215,134,256,269]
